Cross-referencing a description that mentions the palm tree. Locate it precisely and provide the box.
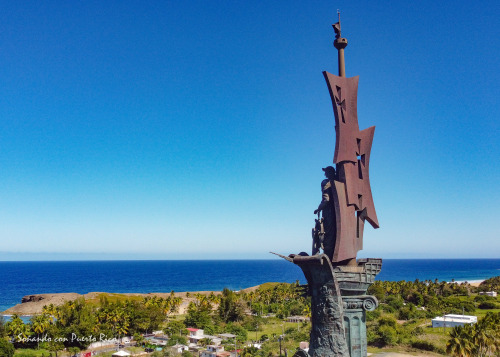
[115,313,130,338]
[208,292,220,305]
[447,325,473,357]
[473,313,499,357]
[41,304,57,323]
[6,314,31,341]
[31,314,50,349]
[171,296,183,314]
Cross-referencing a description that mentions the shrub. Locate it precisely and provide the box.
[409,292,424,306]
[366,329,378,345]
[366,309,381,321]
[386,296,404,310]
[378,325,398,346]
[473,295,493,303]
[378,316,397,328]
[380,304,395,313]
[411,339,437,352]
[284,327,296,335]
[478,301,498,309]
[398,306,413,320]
[0,339,15,357]
[412,326,424,336]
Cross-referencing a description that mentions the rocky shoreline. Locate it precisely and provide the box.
[1,285,262,316]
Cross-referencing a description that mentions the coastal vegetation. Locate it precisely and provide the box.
[1,278,498,356]
[365,276,500,355]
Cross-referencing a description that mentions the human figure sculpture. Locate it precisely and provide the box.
[313,166,337,260]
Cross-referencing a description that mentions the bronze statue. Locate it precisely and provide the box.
[275,14,383,357]
[313,166,337,260]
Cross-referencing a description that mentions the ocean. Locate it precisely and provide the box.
[0,259,498,314]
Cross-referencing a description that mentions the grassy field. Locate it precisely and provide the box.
[367,346,444,356]
[14,349,51,357]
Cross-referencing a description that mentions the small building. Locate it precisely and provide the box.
[479,291,497,297]
[170,344,189,354]
[187,328,204,337]
[187,328,205,344]
[287,316,310,323]
[149,337,167,346]
[218,333,236,340]
[200,345,225,357]
[432,314,477,328]
[210,337,222,345]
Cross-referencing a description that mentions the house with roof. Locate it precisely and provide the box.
[218,333,236,340]
[200,344,225,357]
[170,344,189,354]
[187,328,205,344]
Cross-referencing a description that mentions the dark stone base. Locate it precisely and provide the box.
[287,254,382,357]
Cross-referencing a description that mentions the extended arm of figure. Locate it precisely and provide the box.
[314,180,331,215]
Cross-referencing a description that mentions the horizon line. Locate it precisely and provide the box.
[1,257,499,262]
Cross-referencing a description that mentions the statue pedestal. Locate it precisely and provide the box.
[291,255,382,357]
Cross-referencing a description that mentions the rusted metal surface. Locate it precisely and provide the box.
[323,72,379,263]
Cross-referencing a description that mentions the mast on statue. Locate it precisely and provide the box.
[333,11,348,78]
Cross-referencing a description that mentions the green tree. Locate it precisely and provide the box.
[241,346,259,356]
[167,335,188,346]
[367,283,385,302]
[133,332,144,346]
[30,314,51,349]
[46,339,65,357]
[445,313,500,357]
[68,346,81,356]
[447,325,472,357]
[6,314,31,344]
[184,301,214,331]
[164,320,186,337]
[226,324,248,343]
[477,276,500,292]
[218,288,245,323]
[0,338,15,357]
[0,316,6,338]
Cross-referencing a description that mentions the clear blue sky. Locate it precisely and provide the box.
[0,1,498,260]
